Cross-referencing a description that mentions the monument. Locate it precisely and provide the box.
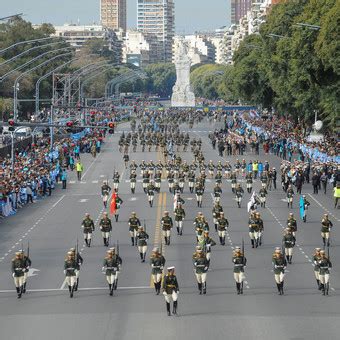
[171,38,196,107]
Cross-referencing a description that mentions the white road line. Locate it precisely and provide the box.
[308,194,340,222]
[52,195,65,208]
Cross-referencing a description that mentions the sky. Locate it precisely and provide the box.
[2,0,231,34]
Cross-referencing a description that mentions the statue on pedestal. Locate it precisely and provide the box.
[171,38,196,107]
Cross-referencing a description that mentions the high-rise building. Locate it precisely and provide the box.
[100,0,127,31]
[231,0,252,25]
[137,0,175,62]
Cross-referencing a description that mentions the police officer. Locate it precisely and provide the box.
[101,181,111,208]
[136,226,149,262]
[217,212,229,245]
[321,214,333,247]
[174,203,186,235]
[318,249,332,295]
[64,251,79,298]
[99,212,112,247]
[81,213,95,247]
[163,267,179,316]
[282,228,296,264]
[272,247,287,295]
[102,248,122,295]
[128,212,141,246]
[150,247,166,295]
[11,251,26,298]
[232,246,247,295]
[193,246,209,295]
[161,211,173,245]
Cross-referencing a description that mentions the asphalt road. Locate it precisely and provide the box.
[0,119,339,340]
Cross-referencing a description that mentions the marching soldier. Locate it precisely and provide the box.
[195,182,204,208]
[272,247,287,295]
[258,186,267,208]
[102,248,122,296]
[136,226,149,262]
[163,267,179,316]
[217,212,229,245]
[128,212,141,246]
[194,212,207,243]
[249,212,260,248]
[130,170,137,194]
[20,248,31,294]
[154,170,162,193]
[256,212,264,246]
[313,248,322,290]
[11,251,26,298]
[188,170,195,193]
[286,185,294,208]
[235,183,244,208]
[146,180,156,207]
[232,246,247,295]
[81,213,95,247]
[114,191,123,222]
[142,169,150,193]
[64,251,79,298]
[282,228,296,264]
[318,249,332,295]
[321,214,333,247]
[246,171,253,193]
[174,203,186,235]
[212,201,223,232]
[213,183,222,203]
[161,211,173,245]
[193,246,209,295]
[150,247,166,295]
[167,171,174,193]
[99,212,112,247]
[113,171,120,192]
[230,171,237,193]
[201,231,216,264]
[287,213,297,236]
[69,247,83,291]
[101,181,111,208]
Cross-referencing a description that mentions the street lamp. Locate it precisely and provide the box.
[294,23,321,30]
[0,14,23,21]
[0,37,55,55]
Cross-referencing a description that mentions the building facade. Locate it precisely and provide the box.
[231,0,252,25]
[137,0,175,62]
[100,0,127,31]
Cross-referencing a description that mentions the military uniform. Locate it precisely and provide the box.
[217,214,229,245]
[313,248,322,289]
[146,182,156,207]
[233,248,247,294]
[188,171,195,193]
[150,249,166,294]
[174,205,185,235]
[82,215,95,247]
[193,249,209,294]
[212,203,223,231]
[318,251,332,295]
[130,171,137,193]
[235,185,244,208]
[64,253,79,298]
[195,184,204,208]
[272,249,287,295]
[213,185,222,203]
[114,195,123,222]
[259,187,267,208]
[102,249,122,295]
[128,214,141,246]
[99,214,112,247]
[248,214,260,248]
[282,229,296,264]
[161,213,173,245]
[287,215,297,236]
[113,172,120,191]
[163,268,179,316]
[11,252,26,298]
[136,228,149,262]
[246,173,253,193]
[101,183,111,208]
[321,216,333,247]
[286,187,294,208]
[201,233,216,262]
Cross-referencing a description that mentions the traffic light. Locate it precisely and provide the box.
[66,121,74,133]
[8,119,15,132]
[90,111,96,123]
[108,122,115,134]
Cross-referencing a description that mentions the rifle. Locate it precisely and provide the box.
[144,219,147,233]
[76,239,79,261]
[241,237,245,291]
[327,244,330,294]
[27,242,30,259]
[117,239,120,257]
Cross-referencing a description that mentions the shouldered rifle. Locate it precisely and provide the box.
[144,219,146,233]
[27,242,30,259]
[117,240,120,257]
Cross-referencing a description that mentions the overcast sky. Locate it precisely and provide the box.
[3,0,231,33]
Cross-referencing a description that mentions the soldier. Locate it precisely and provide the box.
[321,214,333,247]
[258,186,267,208]
[20,248,31,294]
[201,231,216,264]
[272,247,287,295]
[154,170,162,193]
[195,182,204,208]
[150,247,166,295]
[235,183,244,208]
[99,212,112,247]
[232,246,247,295]
[11,251,26,298]
[256,212,264,246]
[101,181,111,208]
[167,171,174,193]
[313,248,322,290]
[213,183,222,203]
[212,201,223,232]
[128,212,141,246]
[64,251,79,298]
[146,180,156,207]
[114,191,123,222]
[113,171,120,192]
[248,212,259,248]
[102,248,122,296]
[194,212,207,243]
[69,247,83,291]
[188,170,195,193]
[282,228,296,264]
[136,226,149,262]
[286,185,294,208]
[82,213,95,247]
[193,246,209,295]
[287,213,297,236]
[163,267,179,316]
[161,211,173,245]
[246,171,253,194]
[130,170,137,194]
[217,212,229,245]
[230,171,237,193]
[318,249,332,295]
[142,169,150,193]
[174,203,186,235]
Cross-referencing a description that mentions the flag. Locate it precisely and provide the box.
[110,192,117,215]
[247,191,256,212]
[299,196,305,220]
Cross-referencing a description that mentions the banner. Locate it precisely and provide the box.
[110,192,117,215]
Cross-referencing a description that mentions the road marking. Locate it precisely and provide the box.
[79,199,89,203]
[27,268,40,277]
[129,197,137,201]
[69,180,76,184]
[307,194,340,222]
[92,180,99,184]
